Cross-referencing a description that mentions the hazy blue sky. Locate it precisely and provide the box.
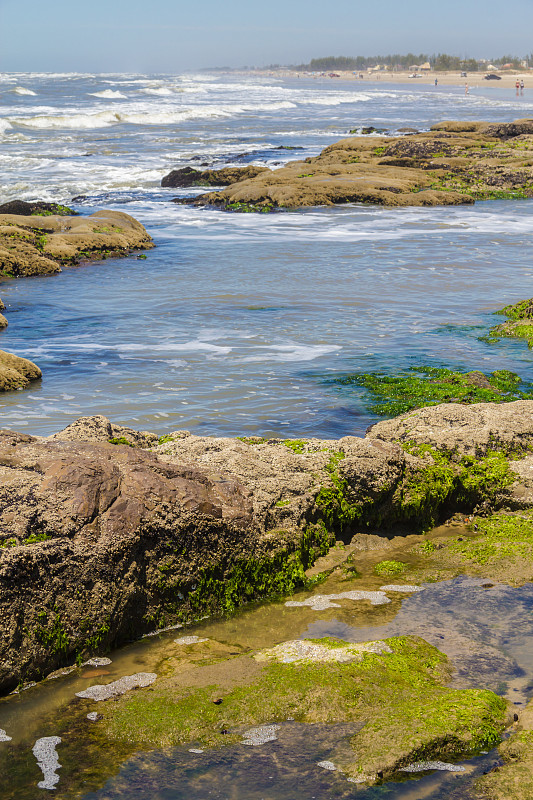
[1,0,532,72]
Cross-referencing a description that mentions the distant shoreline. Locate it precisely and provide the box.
[230,68,532,91]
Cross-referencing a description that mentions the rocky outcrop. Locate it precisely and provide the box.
[0,209,153,278]
[3,403,533,690]
[186,118,533,210]
[367,400,533,457]
[161,165,268,188]
[0,200,76,216]
[0,348,41,391]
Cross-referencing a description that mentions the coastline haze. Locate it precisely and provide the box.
[1,0,532,72]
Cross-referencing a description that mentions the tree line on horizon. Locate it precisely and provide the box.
[279,53,531,72]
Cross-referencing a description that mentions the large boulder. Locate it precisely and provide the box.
[161,165,268,188]
[0,349,41,391]
[0,209,153,278]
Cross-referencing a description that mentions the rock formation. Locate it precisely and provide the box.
[2,402,533,691]
[179,118,533,210]
[0,209,153,278]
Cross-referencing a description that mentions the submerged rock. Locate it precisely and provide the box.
[101,635,508,784]
[75,672,157,701]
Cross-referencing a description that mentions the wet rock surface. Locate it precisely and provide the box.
[0,348,41,392]
[161,165,268,188]
[3,403,533,691]
[186,118,533,210]
[0,208,153,279]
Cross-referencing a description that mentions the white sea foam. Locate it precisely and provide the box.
[32,737,62,790]
[11,86,37,96]
[89,90,127,99]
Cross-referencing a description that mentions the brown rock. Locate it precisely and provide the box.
[0,314,7,329]
[367,399,533,457]
[162,165,268,188]
[189,119,533,211]
[0,348,41,391]
[0,209,154,278]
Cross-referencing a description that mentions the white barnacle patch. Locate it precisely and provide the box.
[400,760,466,773]
[285,590,391,611]
[188,748,204,754]
[86,712,100,722]
[255,639,392,665]
[379,584,423,593]
[32,736,62,790]
[241,724,280,746]
[317,760,337,771]
[174,635,209,645]
[0,729,12,742]
[75,672,157,701]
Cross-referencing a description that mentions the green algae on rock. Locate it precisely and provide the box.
[487,298,533,348]
[3,403,533,692]
[101,635,507,784]
[187,119,533,211]
[333,366,533,417]
[475,697,533,800]
[0,209,153,279]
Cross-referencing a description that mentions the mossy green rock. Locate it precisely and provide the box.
[488,298,533,347]
[335,366,533,416]
[103,635,507,783]
[189,119,533,210]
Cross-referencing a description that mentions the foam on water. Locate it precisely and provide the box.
[89,89,128,99]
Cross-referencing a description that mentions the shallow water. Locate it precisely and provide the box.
[0,528,532,799]
[1,73,533,436]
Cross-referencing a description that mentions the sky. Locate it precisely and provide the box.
[1,0,532,73]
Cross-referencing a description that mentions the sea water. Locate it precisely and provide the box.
[1,71,533,437]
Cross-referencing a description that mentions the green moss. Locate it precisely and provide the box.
[282,439,306,454]
[104,635,506,779]
[158,434,176,445]
[450,512,533,565]
[236,436,268,445]
[22,532,52,545]
[30,204,76,216]
[315,451,365,534]
[332,366,533,416]
[275,499,290,507]
[35,611,69,655]
[374,560,407,576]
[183,522,334,617]
[107,436,134,447]
[487,299,533,347]
[225,202,273,213]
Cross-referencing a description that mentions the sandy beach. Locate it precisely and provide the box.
[245,68,532,91]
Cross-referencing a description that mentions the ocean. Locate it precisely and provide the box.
[1,71,533,438]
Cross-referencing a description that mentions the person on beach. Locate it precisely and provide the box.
[516,79,520,95]
[465,83,468,95]
[521,79,525,94]
[434,77,438,86]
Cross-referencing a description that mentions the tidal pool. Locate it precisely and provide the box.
[0,527,531,799]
